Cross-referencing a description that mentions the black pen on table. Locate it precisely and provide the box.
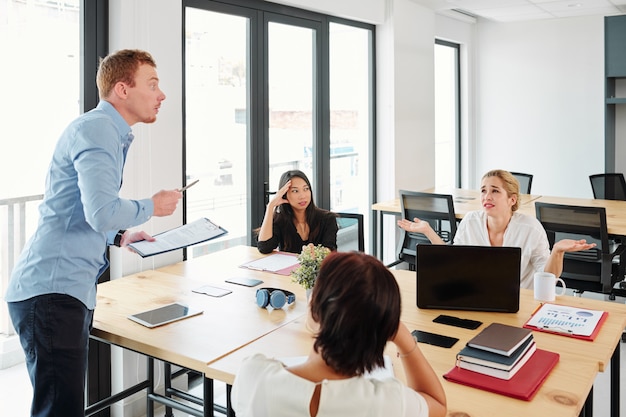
[178,179,199,192]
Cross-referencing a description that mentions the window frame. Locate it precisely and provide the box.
[182,0,377,252]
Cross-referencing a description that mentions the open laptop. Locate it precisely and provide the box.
[416,245,521,313]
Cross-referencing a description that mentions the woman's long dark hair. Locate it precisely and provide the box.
[274,170,326,251]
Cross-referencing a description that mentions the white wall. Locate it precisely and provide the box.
[474,16,605,198]
[108,0,184,280]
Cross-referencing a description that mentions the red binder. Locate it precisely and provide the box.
[443,349,559,401]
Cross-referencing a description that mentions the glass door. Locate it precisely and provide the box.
[267,20,319,194]
[328,22,373,241]
[184,7,251,256]
[184,1,375,256]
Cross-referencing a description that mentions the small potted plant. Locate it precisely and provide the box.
[291,244,331,297]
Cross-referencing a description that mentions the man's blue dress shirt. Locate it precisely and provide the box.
[5,101,154,309]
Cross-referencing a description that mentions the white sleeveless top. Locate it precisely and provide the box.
[231,354,429,417]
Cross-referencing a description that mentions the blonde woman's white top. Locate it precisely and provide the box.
[453,210,550,289]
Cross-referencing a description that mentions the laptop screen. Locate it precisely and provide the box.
[416,245,521,313]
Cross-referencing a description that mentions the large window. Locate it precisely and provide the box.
[184,7,251,254]
[329,22,372,216]
[1,0,81,199]
[1,2,107,403]
[434,39,461,188]
[0,0,82,337]
[183,0,375,255]
[267,21,317,190]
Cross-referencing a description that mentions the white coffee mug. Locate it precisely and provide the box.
[534,272,566,302]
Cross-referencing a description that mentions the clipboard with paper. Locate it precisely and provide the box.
[128,217,227,257]
[239,252,300,276]
[523,303,608,341]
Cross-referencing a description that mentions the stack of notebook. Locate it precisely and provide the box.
[444,323,560,401]
[456,323,535,380]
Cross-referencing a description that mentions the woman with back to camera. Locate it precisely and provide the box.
[257,169,338,254]
[397,169,594,289]
[231,251,447,417]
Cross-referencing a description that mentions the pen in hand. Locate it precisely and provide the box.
[178,179,199,192]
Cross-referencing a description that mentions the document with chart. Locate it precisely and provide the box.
[523,303,607,340]
[128,218,227,257]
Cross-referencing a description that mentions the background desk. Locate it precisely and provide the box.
[372,189,626,260]
[372,188,541,260]
[518,195,626,237]
[209,269,626,417]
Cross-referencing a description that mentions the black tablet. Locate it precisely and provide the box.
[128,303,203,328]
[225,277,264,287]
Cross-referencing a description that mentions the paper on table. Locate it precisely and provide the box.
[240,252,300,276]
[524,303,605,337]
[128,218,227,257]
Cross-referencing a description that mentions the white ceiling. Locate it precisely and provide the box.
[413,0,626,22]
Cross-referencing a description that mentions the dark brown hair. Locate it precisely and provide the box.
[309,251,401,376]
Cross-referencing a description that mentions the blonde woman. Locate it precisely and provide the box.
[398,169,594,289]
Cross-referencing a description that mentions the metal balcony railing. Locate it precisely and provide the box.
[1,194,43,335]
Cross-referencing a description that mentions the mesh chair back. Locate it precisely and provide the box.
[535,202,618,293]
[396,191,457,267]
[589,173,626,200]
[510,172,533,194]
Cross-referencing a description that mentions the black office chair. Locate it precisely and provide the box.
[335,212,365,252]
[535,202,626,297]
[388,190,457,270]
[589,173,626,282]
[510,172,533,194]
[589,173,626,201]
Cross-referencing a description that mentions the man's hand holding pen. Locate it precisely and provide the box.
[152,189,182,216]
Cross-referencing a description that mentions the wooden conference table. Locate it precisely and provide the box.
[88,245,308,417]
[372,187,626,259]
[89,245,626,417]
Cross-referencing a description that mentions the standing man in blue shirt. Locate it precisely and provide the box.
[4,49,181,417]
